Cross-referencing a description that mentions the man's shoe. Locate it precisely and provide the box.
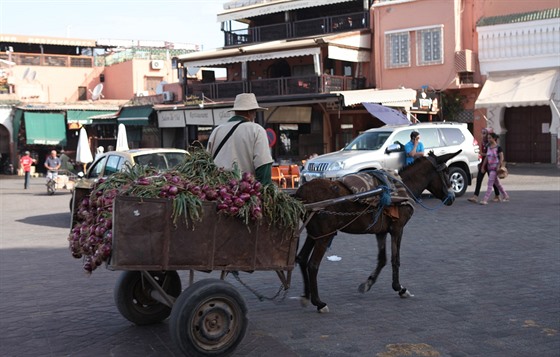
[467,196,478,203]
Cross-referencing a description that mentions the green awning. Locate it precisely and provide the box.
[24,112,67,146]
[67,110,116,124]
[118,106,153,126]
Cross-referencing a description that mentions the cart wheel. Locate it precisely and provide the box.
[114,270,181,325]
[169,279,248,357]
[46,180,55,195]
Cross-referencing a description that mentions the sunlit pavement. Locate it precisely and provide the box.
[1,164,558,357]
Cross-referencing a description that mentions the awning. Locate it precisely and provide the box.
[334,88,417,108]
[178,32,370,67]
[362,103,410,125]
[475,69,559,108]
[67,110,116,125]
[265,106,312,124]
[118,106,153,126]
[218,0,355,22]
[24,112,67,146]
[181,45,321,67]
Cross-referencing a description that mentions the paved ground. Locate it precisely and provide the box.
[0,164,559,357]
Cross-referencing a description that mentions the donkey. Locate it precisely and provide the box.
[295,151,461,312]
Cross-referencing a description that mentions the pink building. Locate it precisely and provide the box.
[371,0,559,164]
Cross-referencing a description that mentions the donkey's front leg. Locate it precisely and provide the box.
[390,230,413,298]
[307,236,334,313]
[358,233,387,293]
[296,236,315,307]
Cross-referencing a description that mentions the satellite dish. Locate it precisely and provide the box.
[90,83,104,101]
[155,81,167,95]
[23,67,30,80]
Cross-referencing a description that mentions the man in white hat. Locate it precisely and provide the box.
[208,93,273,184]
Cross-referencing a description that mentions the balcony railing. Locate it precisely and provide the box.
[187,74,365,101]
[0,53,94,68]
[224,11,369,46]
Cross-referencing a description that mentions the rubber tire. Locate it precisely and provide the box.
[449,166,468,197]
[47,180,55,195]
[114,270,182,326]
[169,278,248,357]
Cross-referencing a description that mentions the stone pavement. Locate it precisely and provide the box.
[0,164,559,357]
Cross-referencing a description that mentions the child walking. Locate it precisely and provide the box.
[479,133,509,205]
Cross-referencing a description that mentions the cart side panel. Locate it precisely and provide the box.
[110,196,170,270]
[167,202,215,269]
[212,212,257,270]
[255,224,299,270]
[109,197,299,272]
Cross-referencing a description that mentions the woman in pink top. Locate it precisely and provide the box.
[479,133,509,205]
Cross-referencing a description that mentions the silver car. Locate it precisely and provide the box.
[301,122,480,196]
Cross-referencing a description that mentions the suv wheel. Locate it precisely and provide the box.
[448,167,467,197]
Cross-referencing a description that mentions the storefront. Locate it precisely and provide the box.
[475,69,560,163]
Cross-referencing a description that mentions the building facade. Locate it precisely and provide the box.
[0,34,198,172]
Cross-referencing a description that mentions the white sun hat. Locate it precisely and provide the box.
[231,93,267,111]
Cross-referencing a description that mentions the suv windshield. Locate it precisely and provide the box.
[343,131,392,151]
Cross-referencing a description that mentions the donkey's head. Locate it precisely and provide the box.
[422,150,462,205]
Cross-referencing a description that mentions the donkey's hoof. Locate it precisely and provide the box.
[399,289,414,298]
[358,283,367,293]
[300,297,310,307]
[318,305,330,313]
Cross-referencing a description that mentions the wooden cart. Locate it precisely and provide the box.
[109,196,299,357]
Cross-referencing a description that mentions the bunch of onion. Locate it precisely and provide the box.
[68,182,120,273]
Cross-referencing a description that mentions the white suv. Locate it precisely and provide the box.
[300,122,480,197]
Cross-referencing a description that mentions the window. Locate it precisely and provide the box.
[385,32,410,68]
[104,155,123,176]
[440,128,465,146]
[87,157,107,179]
[417,27,443,65]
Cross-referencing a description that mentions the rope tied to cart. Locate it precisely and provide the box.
[231,271,289,302]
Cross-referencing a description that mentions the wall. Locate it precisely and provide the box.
[8,65,103,102]
[373,0,461,91]
[103,59,176,99]
[473,0,559,18]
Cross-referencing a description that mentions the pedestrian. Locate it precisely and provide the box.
[44,150,61,182]
[468,128,500,203]
[19,151,36,189]
[95,146,105,159]
[207,93,273,185]
[59,149,71,172]
[404,131,424,166]
[479,133,509,205]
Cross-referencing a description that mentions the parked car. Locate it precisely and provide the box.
[300,122,480,197]
[70,148,188,211]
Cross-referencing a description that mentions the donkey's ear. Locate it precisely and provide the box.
[437,150,462,164]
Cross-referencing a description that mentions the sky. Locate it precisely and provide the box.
[0,0,231,51]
